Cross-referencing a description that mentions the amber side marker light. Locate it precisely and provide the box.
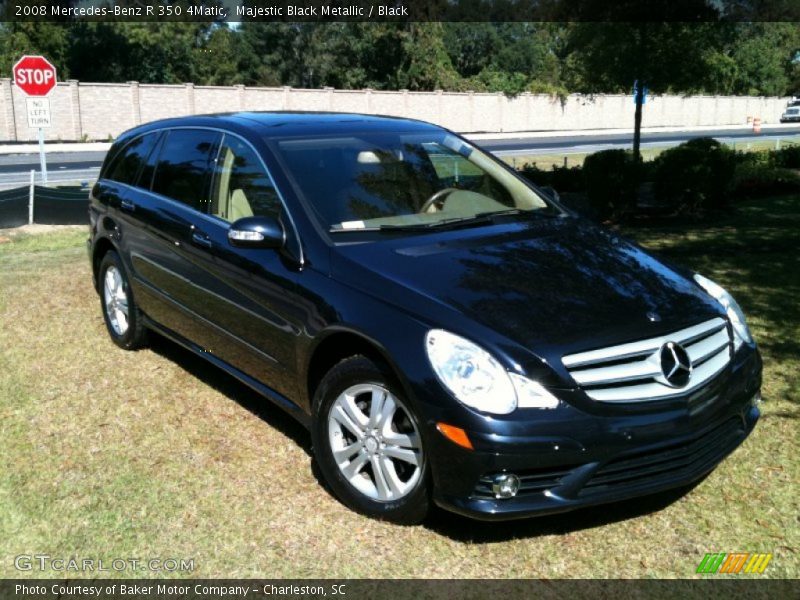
[436,422,473,450]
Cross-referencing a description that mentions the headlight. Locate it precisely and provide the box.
[694,273,753,348]
[425,330,559,414]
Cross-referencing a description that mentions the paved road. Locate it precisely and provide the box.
[477,125,800,156]
[0,151,104,188]
[2,125,800,189]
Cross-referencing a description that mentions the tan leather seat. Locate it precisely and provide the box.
[229,188,253,221]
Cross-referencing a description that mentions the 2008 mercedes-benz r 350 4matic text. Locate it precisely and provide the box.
[88,113,762,524]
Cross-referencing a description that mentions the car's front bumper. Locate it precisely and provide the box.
[422,346,762,521]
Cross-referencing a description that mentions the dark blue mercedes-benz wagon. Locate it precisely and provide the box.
[88,112,761,523]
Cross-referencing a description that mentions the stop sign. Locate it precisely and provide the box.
[13,55,57,97]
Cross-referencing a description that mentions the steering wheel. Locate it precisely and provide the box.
[420,188,458,213]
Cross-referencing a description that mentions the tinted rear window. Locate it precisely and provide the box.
[151,129,220,211]
[105,133,159,186]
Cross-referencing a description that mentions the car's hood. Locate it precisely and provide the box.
[331,216,722,357]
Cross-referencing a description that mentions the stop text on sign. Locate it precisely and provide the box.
[16,69,54,86]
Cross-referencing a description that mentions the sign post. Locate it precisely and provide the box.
[12,55,57,184]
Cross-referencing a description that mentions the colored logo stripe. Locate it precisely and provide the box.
[697,553,772,574]
[720,553,749,573]
[744,553,772,574]
[697,553,726,573]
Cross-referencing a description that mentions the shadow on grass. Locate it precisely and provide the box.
[147,334,359,510]
[147,333,313,456]
[425,479,705,542]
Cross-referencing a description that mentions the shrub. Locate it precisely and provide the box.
[771,145,800,169]
[518,163,551,187]
[732,162,800,198]
[581,149,640,221]
[518,163,584,193]
[652,137,737,214]
[549,164,585,193]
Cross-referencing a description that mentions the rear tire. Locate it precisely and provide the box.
[99,250,148,350]
[311,355,430,525]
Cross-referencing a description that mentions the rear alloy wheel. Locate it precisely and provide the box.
[312,356,430,524]
[103,265,129,337]
[98,250,148,350]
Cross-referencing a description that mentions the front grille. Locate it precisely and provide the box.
[579,417,745,497]
[473,466,574,499]
[562,318,732,402]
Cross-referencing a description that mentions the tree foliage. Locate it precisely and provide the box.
[0,21,797,97]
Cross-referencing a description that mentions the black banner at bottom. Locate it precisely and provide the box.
[0,579,795,600]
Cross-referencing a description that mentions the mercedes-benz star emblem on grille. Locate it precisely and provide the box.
[659,341,692,387]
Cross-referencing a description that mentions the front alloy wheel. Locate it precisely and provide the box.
[312,355,430,524]
[328,383,423,502]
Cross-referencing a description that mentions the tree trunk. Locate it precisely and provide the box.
[633,81,644,162]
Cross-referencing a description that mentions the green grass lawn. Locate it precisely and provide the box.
[0,197,797,580]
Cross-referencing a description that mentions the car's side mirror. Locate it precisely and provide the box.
[228,216,285,249]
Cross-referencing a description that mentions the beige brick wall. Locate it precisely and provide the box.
[0,79,792,142]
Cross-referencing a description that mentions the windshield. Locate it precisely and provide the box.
[271,131,551,232]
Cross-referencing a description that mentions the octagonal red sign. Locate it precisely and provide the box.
[13,55,57,97]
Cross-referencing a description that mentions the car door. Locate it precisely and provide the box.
[123,128,223,346]
[174,133,304,400]
[93,130,162,254]
[93,130,165,296]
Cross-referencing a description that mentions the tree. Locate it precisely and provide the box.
[397,23,461,91]
[193,25,243,86]
[565,2,723,161]
[0,22,70,77]
[729,23,800,96]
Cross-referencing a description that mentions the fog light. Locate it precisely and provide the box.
[751,392,762,407]
[492,473,520,499]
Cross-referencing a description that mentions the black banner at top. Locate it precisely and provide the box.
[3,0,800,23]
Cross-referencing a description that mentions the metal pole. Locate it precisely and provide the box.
[28,169,34,225]
[38,127,47,183]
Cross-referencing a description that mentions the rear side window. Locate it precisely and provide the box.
[105,133,159,186]
[151,129,220,212]
[210,135,280,222]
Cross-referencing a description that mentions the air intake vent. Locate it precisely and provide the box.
[562,318,732,402]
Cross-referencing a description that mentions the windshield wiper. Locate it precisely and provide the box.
[377,214,496,232]
[328,215,495,233]
[473,207,563,220]
[328,208,562,234]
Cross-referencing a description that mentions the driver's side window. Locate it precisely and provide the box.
[210,135,280,223]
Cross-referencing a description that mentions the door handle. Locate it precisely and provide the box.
[120,199,136,212]
[191,231,213,249]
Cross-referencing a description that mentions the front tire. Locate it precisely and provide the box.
[311,355,430,524]
[99,250,148,350]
